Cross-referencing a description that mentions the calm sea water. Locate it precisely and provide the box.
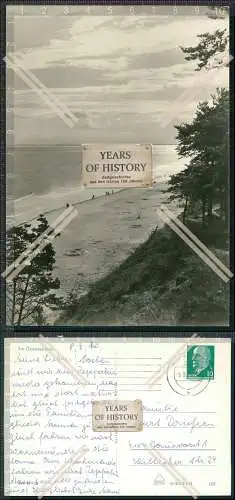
[6,145,185,227]
[7,145,83,199]
[7,144,184,200]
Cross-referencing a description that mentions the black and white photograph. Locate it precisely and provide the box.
[5,4,230,326]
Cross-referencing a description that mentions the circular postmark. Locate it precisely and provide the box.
[167,362,210,396]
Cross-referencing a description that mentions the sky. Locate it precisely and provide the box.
[6,4,229,145]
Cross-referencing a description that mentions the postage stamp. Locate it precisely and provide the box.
[187,345,215,380]
[92,399,143,432]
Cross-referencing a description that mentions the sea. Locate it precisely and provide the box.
[6,144,186,225]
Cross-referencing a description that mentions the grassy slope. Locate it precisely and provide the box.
[58,216,229,325]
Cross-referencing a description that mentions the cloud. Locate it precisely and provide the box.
[12,14,228,70]
[9,11,229,144]
[12,16,72,52]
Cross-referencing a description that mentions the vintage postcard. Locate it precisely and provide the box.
[5,4,231,326]
[4,337,231,496]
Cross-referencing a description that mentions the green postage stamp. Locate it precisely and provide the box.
[187,345,215,379]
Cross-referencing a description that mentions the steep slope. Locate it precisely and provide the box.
[58,216,229,326]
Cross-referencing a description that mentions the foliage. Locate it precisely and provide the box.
[165,39,229,225]
[7,214,62,325]
[180,26,229,71]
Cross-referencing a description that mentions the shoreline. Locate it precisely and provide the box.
[7,179,169,229]
[7,187,125,228]
[50,183,175,299]
[7,182,184,325]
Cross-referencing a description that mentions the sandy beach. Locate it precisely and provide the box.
[7,162,182,316]
[42,183,180,300]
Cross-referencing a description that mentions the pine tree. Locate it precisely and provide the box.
[180,4,229,72]
[166,88,229,225]
[166,12,229,226]
[7,214,63,325]
[180,29,228,70]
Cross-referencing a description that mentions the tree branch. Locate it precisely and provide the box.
[16,273,31,325]
[20,302,45,323]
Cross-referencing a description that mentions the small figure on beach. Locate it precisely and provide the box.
[66,203,70,208]
[92,194,95,199]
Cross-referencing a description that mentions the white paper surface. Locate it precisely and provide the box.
[4,337,231,496]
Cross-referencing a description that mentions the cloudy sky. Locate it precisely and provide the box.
[7,5,229,145]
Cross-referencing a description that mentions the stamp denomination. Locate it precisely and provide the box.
[92,399,143,432]
[82,144,152,188]
[187,345,215,380]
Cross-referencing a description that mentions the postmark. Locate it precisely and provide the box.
[92,399,143,432]
[82,144,152,188]
[167,364,210,396]
[187,345,215,380]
